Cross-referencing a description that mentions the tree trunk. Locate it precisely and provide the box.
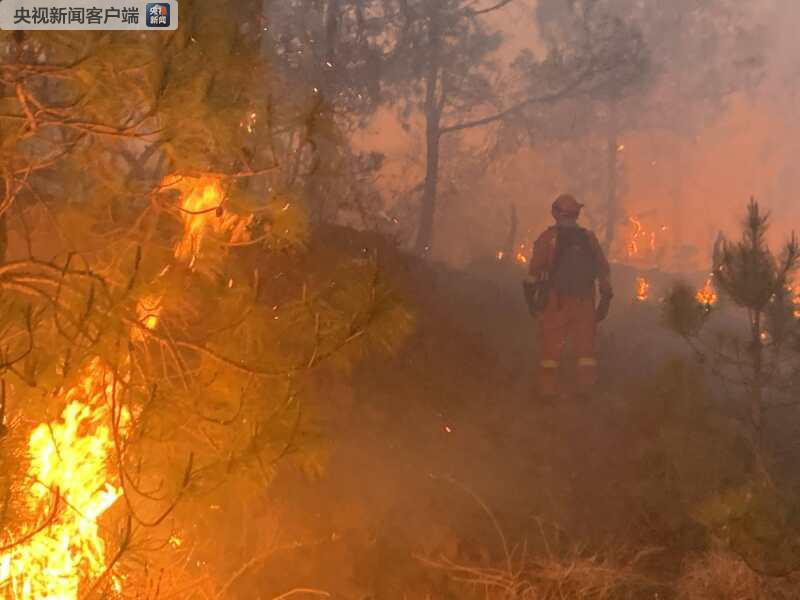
[671,176,683,268]
[750,309,771,483]
[325,0,340,63]
[751,312,764,438]
[0,214,6,264]
[603,98,619,253]
[503,203,518,259]
[669,135,684,269]
[414,16,442,257]
[414,113,441,256]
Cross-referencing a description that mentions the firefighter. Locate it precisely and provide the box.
[526,194,613,400]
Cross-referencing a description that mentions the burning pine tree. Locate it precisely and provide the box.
[0,4,412,598]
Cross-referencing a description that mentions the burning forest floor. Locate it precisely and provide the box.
[234,227,757,600]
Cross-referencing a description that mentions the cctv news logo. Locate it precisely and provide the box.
[145,3,169,27]
[0,1,178,30]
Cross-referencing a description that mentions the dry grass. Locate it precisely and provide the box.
[420,478,663,599]
[675,550,800,600]
[421,546,660,600]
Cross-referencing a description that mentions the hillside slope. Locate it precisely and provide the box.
[244,227,710,599]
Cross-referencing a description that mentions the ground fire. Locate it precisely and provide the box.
[696,277,718,307]
[621,216,668,267]
[790,284,800,318]
[636,277,650,301]
[626,217,644,258]
[0,359,128,599]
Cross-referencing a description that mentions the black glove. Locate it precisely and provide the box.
[596,292,613,322]
[523,279,550,317]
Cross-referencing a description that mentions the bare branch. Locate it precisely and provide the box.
[0,489,61,553]
[468,0,516,16]
[439,67,594,135]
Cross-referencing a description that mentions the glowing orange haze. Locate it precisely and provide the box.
[355,15,800,271]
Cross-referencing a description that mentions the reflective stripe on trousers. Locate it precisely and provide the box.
[536,291,598,395]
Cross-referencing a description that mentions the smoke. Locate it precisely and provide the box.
[351,0,800,271]
[621,0,800,267]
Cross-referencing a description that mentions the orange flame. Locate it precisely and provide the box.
[627,217,643,257]
[636,277,649,301]
[623,218,668,264]
[163,175,252,264]
[696,278,717,307]
[515,243,529,265]
[0,176,231,598]
[162,175,226,263]
[0,359,129,599]
[131,295,162,342]
[788,284,800,318]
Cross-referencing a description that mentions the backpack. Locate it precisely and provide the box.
[549,227,598,297]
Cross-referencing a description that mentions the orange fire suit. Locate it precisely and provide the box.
[528,225,612,397]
